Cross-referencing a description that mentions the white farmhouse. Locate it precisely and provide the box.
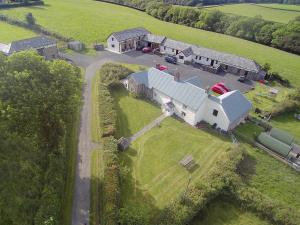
[124,68,252,131]
[106,27,150,53]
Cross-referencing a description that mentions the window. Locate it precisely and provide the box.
[181,111,186,117]
[183,104,187,109]
[111,44,115,48]
[206,58,209,61]
[164,46,166,50]
[195,56,198,60]
[244,71,248,76]
[216,61,218,64]
[213,109,218,117]
[111,37,114,41]
[172,49,175,52]
[225,65,228,70]
[199,56,201,60]
[179,55,184,59]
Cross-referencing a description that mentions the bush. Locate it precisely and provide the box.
[102,137,120,225]
[232,186,300,225]
[271,88,300,116]
[26,12,36,25]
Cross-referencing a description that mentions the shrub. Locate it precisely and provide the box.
[26,12,36,25]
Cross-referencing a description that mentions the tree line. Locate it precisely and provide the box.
[146,3,300,54]
[0,52,82,225]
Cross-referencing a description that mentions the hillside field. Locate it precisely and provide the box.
[258,3,300,11]
[1,0,300,87]
[0,21,36,43]
[207,3,300,23]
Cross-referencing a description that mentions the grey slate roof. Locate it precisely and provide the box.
[162,37,260,72]
[219,90,252,123]
[111,28,150,42]
[9,36,56,54]
[130,68,207,111]
[142,34,166,44]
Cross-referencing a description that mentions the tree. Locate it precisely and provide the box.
[119,206,150,225]
[26,12,36,25]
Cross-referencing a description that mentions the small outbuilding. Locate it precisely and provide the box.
[118,137,130,151]
[258,132,292,157]
[68,41,84,52]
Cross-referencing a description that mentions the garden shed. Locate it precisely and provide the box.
[258,132,292,157]
[269,128,294,146]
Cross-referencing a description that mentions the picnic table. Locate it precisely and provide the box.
[180,155,195,170]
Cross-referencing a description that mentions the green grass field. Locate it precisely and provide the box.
[242,144,300,211]
[191,197,270,225]
[114,88,232,214]
[112,87,161,138]
[207,3,300,23]
[1,0,300,87]
[0,21,36,43]
[258,3,300,12]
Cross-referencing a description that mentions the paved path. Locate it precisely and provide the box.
[71,59,110,225]
[129,114,168,143]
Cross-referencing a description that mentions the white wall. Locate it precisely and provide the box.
[107,35,120,53]
[192,55,220,67]
[153,89,196,125]
[202,98,230,130]
[177,52,192,64]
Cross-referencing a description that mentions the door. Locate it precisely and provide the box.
[210,60,214,66]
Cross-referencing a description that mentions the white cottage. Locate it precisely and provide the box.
[106,27,150,53]
[124,68,252,131]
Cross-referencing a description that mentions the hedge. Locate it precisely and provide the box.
[231,186,300,225]
[0,1,44,9]
[155,145,244,225]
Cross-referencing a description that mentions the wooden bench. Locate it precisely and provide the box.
[180,155,195,170]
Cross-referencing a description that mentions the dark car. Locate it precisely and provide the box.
[136,45,143,51]
[164,55,177,64]
[238,75,246,83]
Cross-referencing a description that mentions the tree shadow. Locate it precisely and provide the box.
[119,146,161,221]
[236,153,257,183]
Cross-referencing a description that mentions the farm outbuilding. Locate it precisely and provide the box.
[258,132,292,157]
[269,128,294,146]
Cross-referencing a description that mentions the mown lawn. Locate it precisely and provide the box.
[112,87,161,138]
[207,3,300,23]
[258,3,300,12]
[1,0,300,87]
[191,196,271,225]
[242,144,300,211]
[0,21,36,43]
[119,116,232,215]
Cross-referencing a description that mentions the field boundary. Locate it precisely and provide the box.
[252,3,300,12]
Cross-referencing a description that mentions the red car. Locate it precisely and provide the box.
[156,64,168,71]
[216,82,230,92]
[211,84,228,95]
[142,47,152,53]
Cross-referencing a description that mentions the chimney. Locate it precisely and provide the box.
[174,71,181,82]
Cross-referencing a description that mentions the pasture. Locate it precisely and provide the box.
[191,197,271,225]
[207,3,300,23]
[1,0,300,87]
[0,21,36,43]
[258,3,300,12]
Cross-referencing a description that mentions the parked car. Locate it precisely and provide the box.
[216,82,230,92]
[238,75,246,83]
[165,55,177,64]
[156,64,168,71]
[142,47,152,53]
[211,84,228,95]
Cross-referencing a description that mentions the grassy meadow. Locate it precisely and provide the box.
[0,21,36,43]
[1,0,300,87]
[207,3,300,23]
[191,197,271,225]
[258,3,300,11]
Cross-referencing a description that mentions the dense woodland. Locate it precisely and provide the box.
[0,52,82,225]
